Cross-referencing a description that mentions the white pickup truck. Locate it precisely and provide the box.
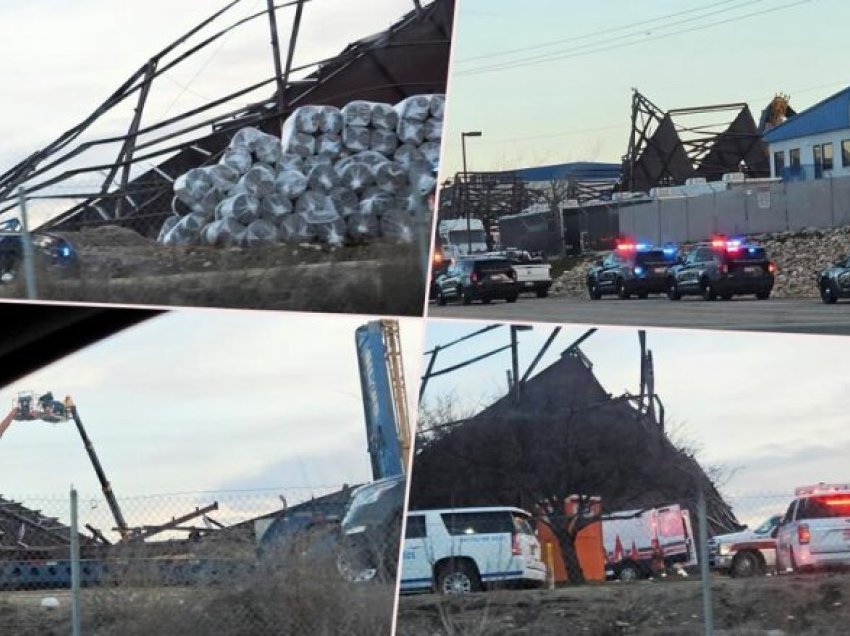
[486,249,552,298]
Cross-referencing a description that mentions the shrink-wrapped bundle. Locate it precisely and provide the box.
[346,212,380,240]
[201,218,245,247]
[359,187,394,216]
[215,191,259,226]
[295,191,340,224]
[220,146,253,174]
[337,162,374,193]
[329,187,360,218]
[237,164,276,198]
[307,164,340,193]
[342,125,370,153]
[275,169,308,199]
[318,105,343,134]
[373,161,408,194]
[379,209,415,243]
[163,212,206,246]
[370,129,398,155]
[243,219,279,247]
[259,193,293,223]
[279,212,315,244]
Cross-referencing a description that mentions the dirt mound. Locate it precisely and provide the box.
[58,225,153,248]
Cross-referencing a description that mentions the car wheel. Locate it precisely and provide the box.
[536,288,549,298]
[701,278,717,301]
[482,295,492,304]
[588,281,602,300]
[667,279,681,301]
[617,561,641,582]
[461,287,473,305]
[506,293,518,303]
[755,290,770,300]
[731,551,761,578]
[437,561,480,594]
[720,293,733,301]
[616,279,630,300]
[820,282,837,304]
[436,289,447,306]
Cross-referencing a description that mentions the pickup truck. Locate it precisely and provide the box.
[486,248,552,298]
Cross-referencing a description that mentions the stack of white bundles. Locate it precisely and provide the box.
[159,93,443,249]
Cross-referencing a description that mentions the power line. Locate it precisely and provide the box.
[454,0,747,65]
[457,0,812,77]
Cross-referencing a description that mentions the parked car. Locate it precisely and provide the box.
[434,256,519,305]
[586,242,679,300]
[400,506,547,594]
[776,483,850,573]
[708,514,782,577]
[336,475,405,584]
[488,248,552,298]
[817,254,850,303]
[0,219,79,282]
[667,238,775,301]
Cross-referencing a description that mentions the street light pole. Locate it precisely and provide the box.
[461,131,482,254]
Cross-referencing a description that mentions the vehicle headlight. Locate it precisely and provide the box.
[717,543,731,556]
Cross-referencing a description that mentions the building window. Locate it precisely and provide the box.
[773,150,785,176]
[843,140,850,167]
[823,142,834,171]
[813,145,823,179]
[789,148,801,168]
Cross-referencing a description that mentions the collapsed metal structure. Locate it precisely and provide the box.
[620,89,790,193]
[0,0,454,236]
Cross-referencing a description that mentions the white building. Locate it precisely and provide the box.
[763,86,850,181]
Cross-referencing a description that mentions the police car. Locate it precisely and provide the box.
[586,242,679,300]
[666,237,775,301]
[817,254,850,303]
[775,483,850,573]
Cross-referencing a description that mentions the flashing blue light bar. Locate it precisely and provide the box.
[60,246,71,258]
[634,266,644,275]
[635,243,648,250]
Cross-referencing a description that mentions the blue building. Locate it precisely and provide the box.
[763,86,850,181]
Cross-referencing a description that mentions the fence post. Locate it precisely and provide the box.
[70,486,82,636]
[16,187,38,300]
[697,488,714,635]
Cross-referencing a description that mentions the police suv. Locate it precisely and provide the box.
[586,242,679,300]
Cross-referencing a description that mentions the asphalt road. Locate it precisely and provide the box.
[427,294,850,335]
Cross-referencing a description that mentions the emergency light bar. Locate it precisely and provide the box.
[794,483,850,497]
[616,242,650,252]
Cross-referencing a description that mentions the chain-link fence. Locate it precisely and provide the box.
[0,486,401,635]
[394,488,850,635]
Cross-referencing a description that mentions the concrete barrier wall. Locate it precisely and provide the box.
[615,176,850,243]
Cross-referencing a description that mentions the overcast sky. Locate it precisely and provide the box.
[0,310,422,533]
[0,0,420,213]
[441,0,848,175]
[422,320,850,523]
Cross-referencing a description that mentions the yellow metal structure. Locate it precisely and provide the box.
[379,319,412,473]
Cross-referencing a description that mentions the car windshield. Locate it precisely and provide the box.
[798,495,850,519]
[753,516,779,534]
[448,229,487,245]
[475,259,511,272]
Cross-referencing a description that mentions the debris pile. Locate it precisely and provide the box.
[158,94,444,249]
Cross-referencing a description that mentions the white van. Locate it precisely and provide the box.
[400,506,547,594]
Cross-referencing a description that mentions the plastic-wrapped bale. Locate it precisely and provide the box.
[242,218,279,247]
[259,192,293,224]
[317,133,342,157]
[342,125,370,153]
[370,129,398,155]
[163,212,206,246]
[396,119,425,145]
[220,146,253,174]
[307,164,340,193]
[341,150,388,168]
[230,126,262,150]
[379,209,415,243]
[304,154,333,172]
[429,94,445,119]
[359,187,394,216]
[346,211,379,241]
[295,191,340,224]
[395,185,431,217]
[408,160,437,197]
[424,118,442,141]
[201,218,245,247]
[329,187,359,218]
[394,144,427,170]
[279,212,316,244]
[281,105,320,156]
[419,141,441,172]
[341,101,398,131]
[207,164,240,193]
[174,168,215,208]
[157,215,181,243]
[215,191,260,226]
[336,161,374,193]
[275,169,308,199]
[318,105,343,134]
[394,94,433,122]
[373,161,408,194]
[237,164,276,198]
[312,218,346,247]
[253,132,283,164]
[277,153,305,173]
